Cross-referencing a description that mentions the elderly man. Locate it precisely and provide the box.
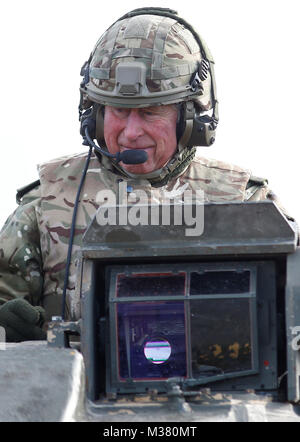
[0,8,288,341]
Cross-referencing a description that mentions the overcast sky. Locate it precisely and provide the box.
[0,0,299,227]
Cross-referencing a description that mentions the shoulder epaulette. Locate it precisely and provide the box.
[246,175,268,188]
[245,175,268,200]
[16,179,41,204]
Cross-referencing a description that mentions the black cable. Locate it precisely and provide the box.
[83,126,116,159]
[61,145,93,320]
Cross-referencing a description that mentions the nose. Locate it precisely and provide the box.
[122,110,145,141]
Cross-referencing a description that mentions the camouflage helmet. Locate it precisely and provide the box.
[81,8,217,110]
[79,8,219,185]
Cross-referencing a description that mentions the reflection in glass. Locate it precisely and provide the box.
[191,299,252,375]
[144,339,172,364]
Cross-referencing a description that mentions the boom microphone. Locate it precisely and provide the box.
[119,149,148,164]
[83,126,148,165]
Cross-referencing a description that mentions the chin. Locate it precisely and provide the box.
[122,163,154,175]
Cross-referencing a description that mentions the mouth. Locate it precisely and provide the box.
[120,145,155,152]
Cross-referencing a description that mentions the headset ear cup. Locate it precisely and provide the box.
[80,107,97,143]
[176,104,186,142]
[177,101,196,150]
[95,106,106,147]
[187,114,216,147]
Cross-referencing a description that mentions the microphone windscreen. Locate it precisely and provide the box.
[119,149,148,164]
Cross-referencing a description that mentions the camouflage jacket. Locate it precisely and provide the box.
[0,151,283,321]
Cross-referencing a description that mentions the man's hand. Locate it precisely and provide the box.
[0,298,46,342]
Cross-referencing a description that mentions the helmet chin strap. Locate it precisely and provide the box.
[148,146,197,187]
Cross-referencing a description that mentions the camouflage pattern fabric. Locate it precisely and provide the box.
[86,14,212,110]
[0,186,43,308]
[0,152,282,322]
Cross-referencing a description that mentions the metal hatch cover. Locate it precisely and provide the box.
[82,201,297,258]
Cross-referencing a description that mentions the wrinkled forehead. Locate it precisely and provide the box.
[104,102,179,112]
[103,103,180,125]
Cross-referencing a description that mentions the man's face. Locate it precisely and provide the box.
[104,104,178,174]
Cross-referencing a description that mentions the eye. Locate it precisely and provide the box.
[112,108,129,118]
[141,109,157,118]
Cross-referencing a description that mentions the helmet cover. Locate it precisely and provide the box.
[83,14,213,111]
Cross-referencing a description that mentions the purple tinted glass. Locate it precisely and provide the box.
[117,301,187,380]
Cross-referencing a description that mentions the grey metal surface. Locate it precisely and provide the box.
[0,341,85,422]
[82,201,297,259]
[286,247,300,402]
[1,341,300,421]
[84,391,300,422]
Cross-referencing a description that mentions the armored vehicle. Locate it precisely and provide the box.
[2,200,300,422]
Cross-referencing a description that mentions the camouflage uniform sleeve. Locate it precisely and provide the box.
[0,184,43,307]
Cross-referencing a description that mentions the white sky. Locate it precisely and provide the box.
[0,0,299,228]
